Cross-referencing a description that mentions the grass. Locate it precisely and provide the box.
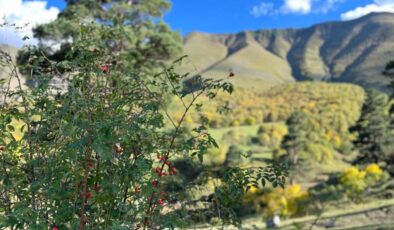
[209,124,261,142]
[239,198,394,229]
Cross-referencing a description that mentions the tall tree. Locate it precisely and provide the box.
[281,111,312,183]
[351,90,392,164]
[383,60,394,97]
[18,0,182,77]
[383,60,394,164]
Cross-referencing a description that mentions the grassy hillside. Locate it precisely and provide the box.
[183,12,394,91]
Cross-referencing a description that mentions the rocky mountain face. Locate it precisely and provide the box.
[183,13,394,91]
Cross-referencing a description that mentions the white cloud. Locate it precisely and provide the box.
[281,0,312,14]
[317,0,346,14]
[341,0,394,20]
[251,0,345,17]
[0,0,60,47]
[251,2,275,17]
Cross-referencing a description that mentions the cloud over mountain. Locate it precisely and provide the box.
[251,0,346,17]
[341,0,394,20]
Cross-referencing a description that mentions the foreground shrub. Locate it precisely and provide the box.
[0,23,287,229]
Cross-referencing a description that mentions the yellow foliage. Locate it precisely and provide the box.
[364,164,384,182]
[340,165,385,200]
[230,119,241,126]
[340,167,366,189]
[365,164,383,176]
[257,123,288,149]
[308,101,316,109]
[9,118,26,142]
[262,184,308,217]
[204,145,228,166]
[184,115,193,124]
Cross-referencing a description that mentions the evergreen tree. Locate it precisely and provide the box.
[281,111,312,183]
[351,90,392,164]
[383,60,394,164]
[18,0,182,77]
[383,60,394,97]
[383,60,394,123]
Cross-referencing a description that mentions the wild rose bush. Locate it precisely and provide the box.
[0,24,286,229]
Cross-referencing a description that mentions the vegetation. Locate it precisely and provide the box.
[339,164,387,201]
[281,111,316,183]
[17,0,182,79]
[244,184,309,218]
[0,2,288,229]
[351,90,393,165]
[1,3,394,229]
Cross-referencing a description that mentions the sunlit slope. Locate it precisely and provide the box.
[183,30,295,89]
[183,12,394,91]
[181,32,228,73]
[202,37,294,88]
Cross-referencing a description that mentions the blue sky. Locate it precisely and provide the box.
[165,0,376,34]
[1,0,394,46]
[41,0,384,35]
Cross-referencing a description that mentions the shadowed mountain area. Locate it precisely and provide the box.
[182,12,394,91]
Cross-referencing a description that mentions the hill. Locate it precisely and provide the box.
[183,13,394,91]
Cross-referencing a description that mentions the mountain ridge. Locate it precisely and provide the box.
[183,12,394,91]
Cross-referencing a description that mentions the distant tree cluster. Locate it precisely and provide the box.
[351,90,394,165]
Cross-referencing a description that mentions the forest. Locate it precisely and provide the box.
[0,0,394,229]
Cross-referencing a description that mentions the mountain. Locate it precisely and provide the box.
[182,12,394,91]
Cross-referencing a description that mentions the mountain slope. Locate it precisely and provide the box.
[183,13,394,91]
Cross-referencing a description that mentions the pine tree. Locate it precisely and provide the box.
[18,0,182,77]
[383,60,394,164]
[351,90,392,164]
[281,111,312,183]
[383,60,394,97]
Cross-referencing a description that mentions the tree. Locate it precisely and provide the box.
[351,90,393,164]
[383,60,394,164]
[383,60,394,97]
[281,111,312,183]
[383,60,394,125]
[17,0,182,78]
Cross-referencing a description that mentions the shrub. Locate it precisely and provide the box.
[340,167,367,199]
[204,145,228,166]
[244,117,256,125]
[0,26,288,228]
[256,124,288,149]
[261,184,309,218]
[339,164,386,201]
